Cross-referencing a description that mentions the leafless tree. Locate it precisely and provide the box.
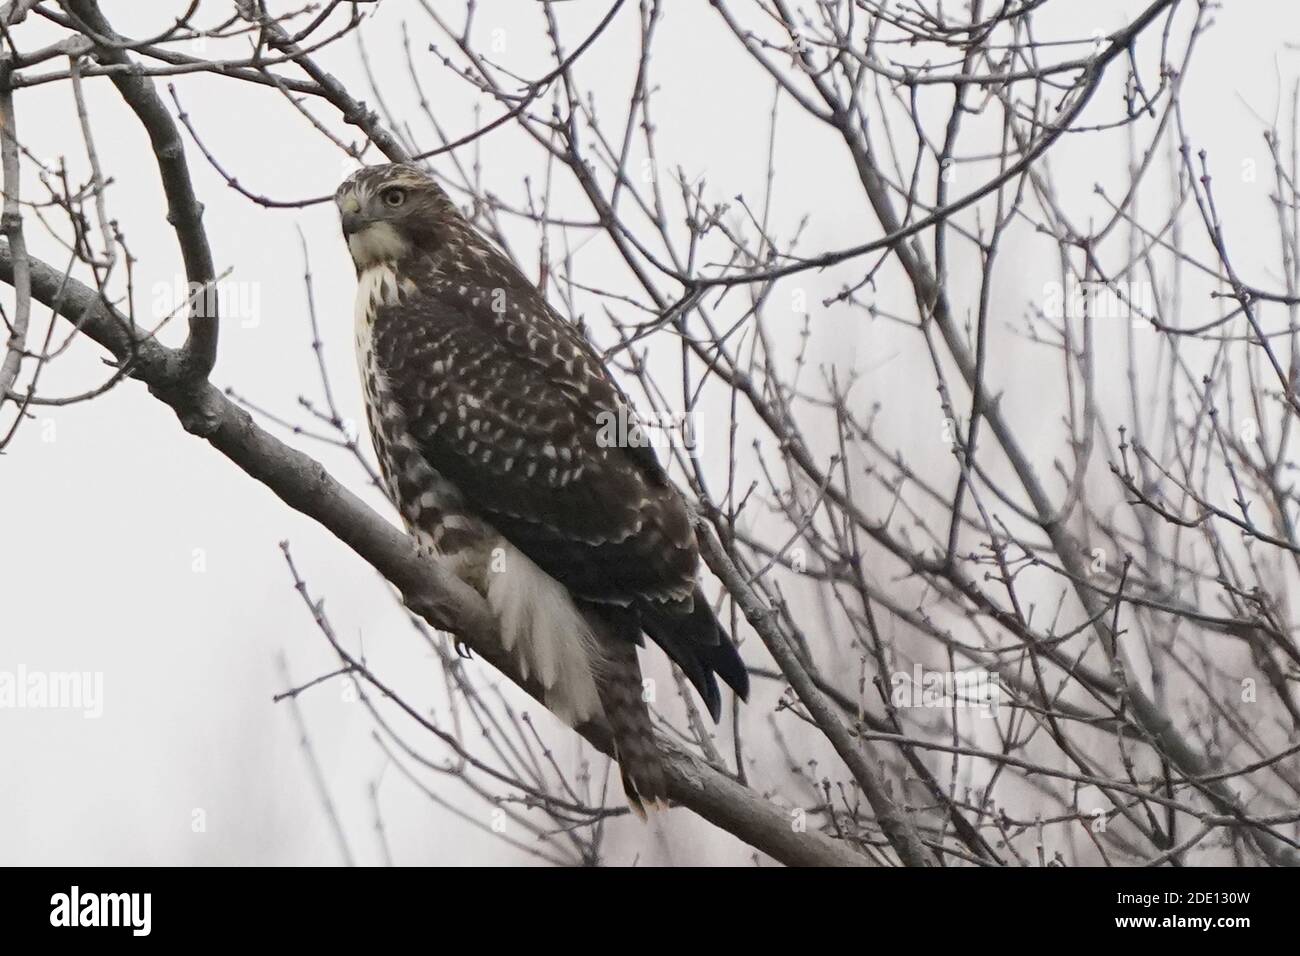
[4,0,1299,867]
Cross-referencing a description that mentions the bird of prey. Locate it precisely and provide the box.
[335,163,748,813]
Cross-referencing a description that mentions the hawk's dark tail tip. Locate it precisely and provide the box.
[619,760,670,821]
[640,587,749,724]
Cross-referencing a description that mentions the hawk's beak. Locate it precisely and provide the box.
[341,211,364,236]
[339,193,364,236]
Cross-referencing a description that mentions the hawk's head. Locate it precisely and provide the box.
[334,163,457,271]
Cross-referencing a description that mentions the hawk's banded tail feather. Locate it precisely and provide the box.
[588,608,670,817]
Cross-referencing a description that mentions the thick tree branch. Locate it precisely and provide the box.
[0,62,29,417]
[61,0,219,383]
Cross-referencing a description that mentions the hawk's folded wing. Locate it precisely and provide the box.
[370,272,698,610]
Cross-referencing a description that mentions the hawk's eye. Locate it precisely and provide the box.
[381,187,406,208]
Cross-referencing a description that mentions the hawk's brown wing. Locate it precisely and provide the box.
[369,265,698,609]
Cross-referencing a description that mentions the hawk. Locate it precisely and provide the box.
[335,163,748,813]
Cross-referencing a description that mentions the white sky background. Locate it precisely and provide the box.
[2,1,1297,865]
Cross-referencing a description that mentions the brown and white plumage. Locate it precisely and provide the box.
[336,163,748,813]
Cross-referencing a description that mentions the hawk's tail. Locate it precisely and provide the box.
[639,586,750,723]
[589,610,669,818]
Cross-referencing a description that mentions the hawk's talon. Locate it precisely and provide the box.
[454,637,473,659]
